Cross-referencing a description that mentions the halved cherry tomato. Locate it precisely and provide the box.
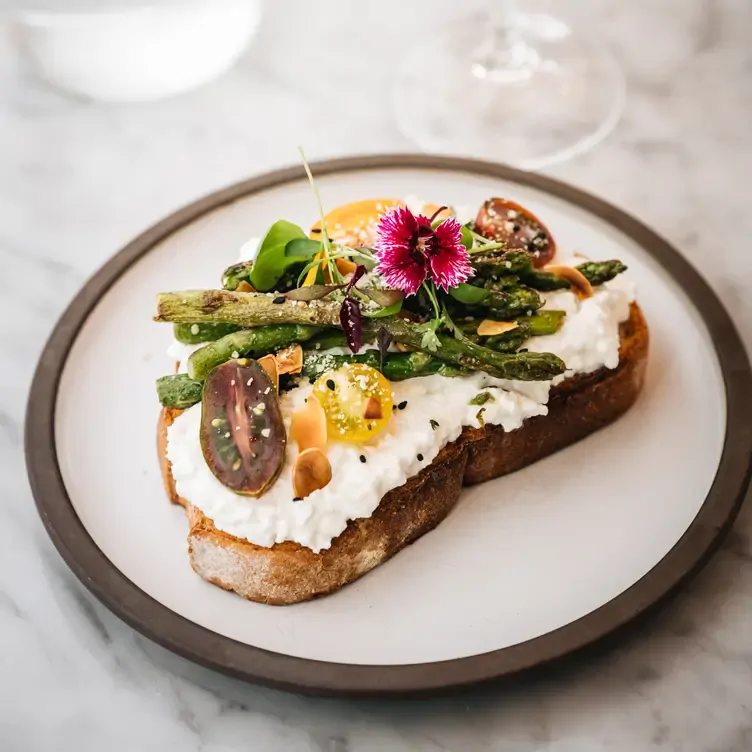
[310,198,404,248]
[474,198,556,268]
[312,363,394,443]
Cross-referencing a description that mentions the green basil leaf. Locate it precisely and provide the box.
[285,238,323,258]
[249,220,308,291]
[448,282,491,305]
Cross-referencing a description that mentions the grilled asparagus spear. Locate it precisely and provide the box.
[156,291,565,381]
[157,374,203,409]
[187,324,321,381]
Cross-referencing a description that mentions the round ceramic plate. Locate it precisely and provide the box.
[26,156,752,697]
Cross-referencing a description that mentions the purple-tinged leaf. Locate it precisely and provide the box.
[285,284,343,301]
[376,327,393,373]
[340,298,363,353]
[345,264,367,295]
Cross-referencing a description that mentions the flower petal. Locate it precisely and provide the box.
[427,217,473,291]
[374,206,428,295]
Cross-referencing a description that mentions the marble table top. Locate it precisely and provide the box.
[2,0,751,749]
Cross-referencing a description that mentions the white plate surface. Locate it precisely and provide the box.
[54,167,726,665]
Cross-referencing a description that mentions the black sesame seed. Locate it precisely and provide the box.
[272,296,286,304]
[359,455,366,463]
[527,242,537,252]
[398,400,408,410]
[417,453,424,461]
[512,224,520,232]
[311,228,322,234]
[293,496,302,502]
[326,379,335,390]
[367,424,373,430]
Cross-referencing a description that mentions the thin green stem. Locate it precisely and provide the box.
[298,146,339,284]
[422,281,442,320]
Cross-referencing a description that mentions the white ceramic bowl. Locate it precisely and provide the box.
[13,0,262,102]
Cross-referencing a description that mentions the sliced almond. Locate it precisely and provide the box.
[292,447,332,498]
[290,396,327,452]
[396,342,415,353]
[335,258,358,276]
[275,344,303,376]
[363,396,383,420]
[256,354,279,392]
[544,265,593,299]
[477,320,519,337]
[236,280,255,293]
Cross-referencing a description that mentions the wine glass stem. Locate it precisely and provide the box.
[472,0,540,83]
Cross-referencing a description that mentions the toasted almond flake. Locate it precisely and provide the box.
[292,447,332,498]
[395,342,414,353]
[363,396,383,420]
[236,281,255,293]
[257,355,279,391]
[290,395,327,452]
[544,265,593,299]
[477,320,519,337]
[275,344,303,376]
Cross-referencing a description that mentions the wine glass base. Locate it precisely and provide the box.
[392,13,625,171]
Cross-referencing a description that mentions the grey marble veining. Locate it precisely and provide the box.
[2,0,751,749]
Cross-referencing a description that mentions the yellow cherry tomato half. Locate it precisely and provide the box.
[312,363,394,443]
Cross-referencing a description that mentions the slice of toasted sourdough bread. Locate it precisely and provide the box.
[158,303,648,605]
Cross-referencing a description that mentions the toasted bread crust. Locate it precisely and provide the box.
[159,303,648,605]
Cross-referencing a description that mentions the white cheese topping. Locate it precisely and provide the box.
[166,264,636,552]
[167,371,549,552]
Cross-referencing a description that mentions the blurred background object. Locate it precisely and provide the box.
[393,0,625,170]
[7,0,262,102]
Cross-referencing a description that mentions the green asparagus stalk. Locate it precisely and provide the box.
[306,330,349,351]
[519,310,566,336]
[471,250,534,279]
[302,350,466,382]
[155,291,564,380]
[486,287,543,318]
[173,322,241,345]
[523,260,628,291]
[484,329,529,353]
[157,374,203,409]
[521,270,570,292]
[187,324,321,381]
[221,261,254,290]
[576,260,628,286]
[460,310,566,352]
[381,318,564,381]
[155,290,342,327]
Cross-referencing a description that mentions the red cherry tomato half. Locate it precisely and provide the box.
[474,198,556,268]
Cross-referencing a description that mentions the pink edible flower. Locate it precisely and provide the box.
[373,206,472,294]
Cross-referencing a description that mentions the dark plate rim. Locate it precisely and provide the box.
[25,154,752,698]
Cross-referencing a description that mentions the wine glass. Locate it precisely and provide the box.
[392,0,625,170]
